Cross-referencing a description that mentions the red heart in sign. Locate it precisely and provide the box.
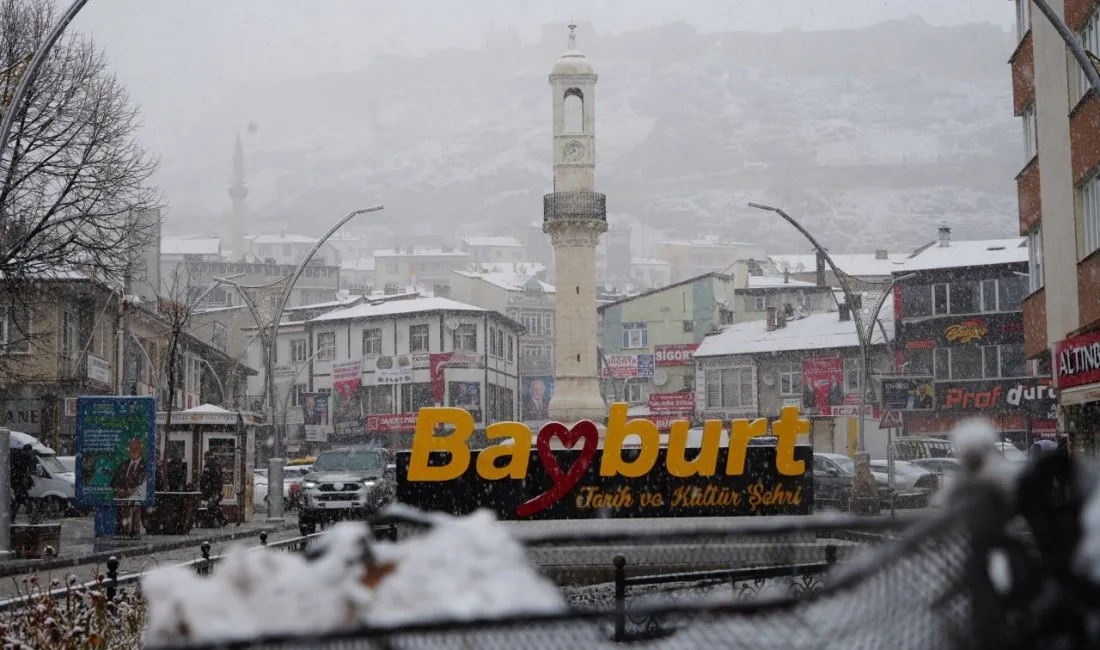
[515,420,599,517]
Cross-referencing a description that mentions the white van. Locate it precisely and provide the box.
[9,431,76,515]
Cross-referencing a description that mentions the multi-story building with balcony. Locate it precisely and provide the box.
[302,296,521,451]
[373,246,470,296]
[892,227,1053,449]
[1012,0,1100,456]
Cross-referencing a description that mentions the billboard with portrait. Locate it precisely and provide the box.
[75,396,156,506]
[522,376,554,422]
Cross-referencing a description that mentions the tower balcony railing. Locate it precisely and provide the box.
[543,191,607,224]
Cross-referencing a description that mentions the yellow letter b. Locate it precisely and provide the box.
[407,407,474,481]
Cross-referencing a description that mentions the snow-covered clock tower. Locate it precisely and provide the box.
[543,23,608,426]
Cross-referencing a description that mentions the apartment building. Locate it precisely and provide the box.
[1012,0,1100,455]
[373,246,470,295]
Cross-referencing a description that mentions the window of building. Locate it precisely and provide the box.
[1016,0,1030,41]
[704,367,754,409]
[625,381,644,404]
[317,332,336,360]
[952,346,984,380]
[290,338,307,363]
[982,345,1000,379]
[409,324,429,352]
[1079,10,1100,100]
[980,279,998,313]
[901,285,933,318]
[507,335,514,362]
[211,322,228,352]
[61,311,78,359]
[454,324,477,351]
[933,283,949,315]
[519,311,542,336]
[1082,173,1100,257]
[386,263,399,274]
[363,328,382,356]
[1028,228,1044,292]
[1000,343,1027,378]
[364,385,393,414]
[901,348,934,377]
[401,382,434,412]
[778,362,802,396]
[292,384,307,407]
[998,275,1028,311]
[752,296,767,312]
[1022,104,1036,163]
[949,281,979,315]
[622,322,648,349]
[843,357,862,393]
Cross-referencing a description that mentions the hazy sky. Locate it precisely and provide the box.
[76,0,1012,137]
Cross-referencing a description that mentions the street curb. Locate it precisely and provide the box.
[0,521,298,579]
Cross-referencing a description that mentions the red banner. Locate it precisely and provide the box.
[654,343,699,367]
[366,413,419,433]
[1054,330,1100,390]
[429,352,453,403]
[648,392,695,413]
[801,354,845,415]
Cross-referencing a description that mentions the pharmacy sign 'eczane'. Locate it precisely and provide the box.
[396,404,812,520]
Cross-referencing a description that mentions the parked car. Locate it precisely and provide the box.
[298,446,395,536]
[868,460,937,507]
[10,431,76,516]
[813,453,888,511]
[911,457,960,499]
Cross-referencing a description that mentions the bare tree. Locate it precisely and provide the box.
[156,266,203,457]
[0,0,160,286]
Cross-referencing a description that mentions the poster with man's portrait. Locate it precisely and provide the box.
[448,381,482,424]
[522,376,554,422]
[302,393,331,441]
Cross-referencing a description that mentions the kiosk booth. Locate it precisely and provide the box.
[155,404,262,526]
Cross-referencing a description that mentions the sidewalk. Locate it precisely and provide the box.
[0,513,300,579]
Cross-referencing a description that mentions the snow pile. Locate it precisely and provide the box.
[143,510,564,645]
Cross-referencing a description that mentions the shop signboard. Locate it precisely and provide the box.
[901,313,1024,348]
[366,413,419,433]
[654,344,699,367]
[75,396,156,506]
[801,355,844,415]
[934,378,1057,417]
[649,392,695,413]
[881,377,935,411]
[1053,330,1100,390]
[86,354,110,385]
[600,354,655,379]
[374,355,414,385]
[397,403,812,520]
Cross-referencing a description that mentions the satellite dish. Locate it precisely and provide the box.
[762,372,776,387]
[445,317,460,331]
[653,368,669,387]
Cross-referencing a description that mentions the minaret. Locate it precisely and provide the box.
[543,24,608,425]
[228,133,249,261]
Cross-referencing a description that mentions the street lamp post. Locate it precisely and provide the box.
[1031,0,1100,96]
[748,202,874,453]
[217,205,383,522]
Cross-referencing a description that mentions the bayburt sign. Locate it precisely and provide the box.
[396,403,811,520]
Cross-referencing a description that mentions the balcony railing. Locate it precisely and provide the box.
[543,191,607,224]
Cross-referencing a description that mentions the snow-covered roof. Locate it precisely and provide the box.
[469,262,546,276]
[769,253,908,277]
[747,275,819,289]
[655,236,756,249]
[454,270,555,293]
[162,237,221,256]
[183,404,233,414]
[340,257,376,272]
[695,300,894,357]
[250,234,319,245]
[462,236,524,248]
[284,295,365,312]
[311,296,487,323]
[374,248,469,258]
[631,257,670,266]
[897,238,1028,272]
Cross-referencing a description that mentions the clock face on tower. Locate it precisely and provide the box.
[564,139,585,161]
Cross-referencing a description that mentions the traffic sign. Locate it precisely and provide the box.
[879,409,903,429]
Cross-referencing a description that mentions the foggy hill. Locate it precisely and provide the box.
[164,16,1020,254]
